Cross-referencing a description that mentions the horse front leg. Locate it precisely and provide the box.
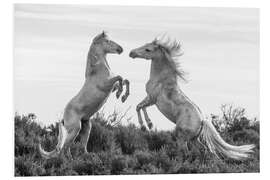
[136,106,146,131]
[112,79,130,102]
[121,79,130,102]
[142,107,153,129]
[112,81,122,99]
[111,76,123,98]
[98,75,123,96]
[136,96,155,130]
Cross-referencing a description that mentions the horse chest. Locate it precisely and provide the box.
[146,80,161,98]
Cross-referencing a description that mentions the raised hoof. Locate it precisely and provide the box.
[116,91,122,99]
[141,125,147,131]
[147,122,153,129]
[121,95,127,102]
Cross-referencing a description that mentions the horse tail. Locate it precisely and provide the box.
[39,122,68,159]
[197,119,255,160]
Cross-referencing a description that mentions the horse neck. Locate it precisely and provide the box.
[150,57,203,117]
[150,57,177,82]
[85,45,110,78]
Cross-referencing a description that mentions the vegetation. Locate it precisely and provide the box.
[15,105,259,176]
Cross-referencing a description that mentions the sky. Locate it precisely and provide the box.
[14,4,259,130]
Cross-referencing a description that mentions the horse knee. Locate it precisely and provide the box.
[81,119,90,128]
[84,121,91,131]
[74,123,81,132]
[136,104,142,112]
[66,121,81,134]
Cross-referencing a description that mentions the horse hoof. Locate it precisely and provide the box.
[141,125,147,131]
[116,92,121,99]
[147,122,153,129]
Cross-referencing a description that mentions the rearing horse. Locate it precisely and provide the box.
[39,32,130,159]
[129,37,254,160]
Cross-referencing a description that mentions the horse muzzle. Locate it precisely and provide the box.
[116,46,123,54]
[129,51,137,58]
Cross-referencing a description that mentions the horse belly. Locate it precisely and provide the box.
[75,86,110,117]
[84,93,110,115]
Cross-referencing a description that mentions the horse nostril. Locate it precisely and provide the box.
[129,51,136,58]
[117,47,123,54]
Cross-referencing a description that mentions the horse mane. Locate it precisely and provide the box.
[93,31,108,42]
[153,37,187,82]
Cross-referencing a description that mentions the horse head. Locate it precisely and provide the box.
[92,31,123,54]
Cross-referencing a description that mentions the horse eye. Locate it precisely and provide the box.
[145,48,151,52]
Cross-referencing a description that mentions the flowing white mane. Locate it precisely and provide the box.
[153,37,187,81]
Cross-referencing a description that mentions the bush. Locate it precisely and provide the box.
[14,107,260,176]
[134,150,153,166]
[87,120,115,153]
[114,124,148,154]
[72,153,105,175]
[111,155,128,174]
[144,130,174,151]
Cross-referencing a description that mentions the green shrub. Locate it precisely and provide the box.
[15,156,33,176]
[71,152,109,175]
[134,150,153,166]
[151,147,172,172]
[114,124,148,154]
[144,130,174,151]
[111,155,128,174]
[87,120,115,152]
[14,108,260,176]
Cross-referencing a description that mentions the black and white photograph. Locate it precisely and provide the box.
[13,3,259,176]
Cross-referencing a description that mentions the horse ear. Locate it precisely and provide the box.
[160,47,173,62]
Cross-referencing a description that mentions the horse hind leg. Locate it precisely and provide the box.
[175,118,202,161]
[78,119,92,153]
[62,119,82,159]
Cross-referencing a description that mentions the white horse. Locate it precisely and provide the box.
[39,32,129,159]
[129,37,255,160]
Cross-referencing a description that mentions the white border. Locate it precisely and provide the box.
[10,0,264,7]
[1,0,269,180]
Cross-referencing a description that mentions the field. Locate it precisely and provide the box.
[14,105,259,176]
